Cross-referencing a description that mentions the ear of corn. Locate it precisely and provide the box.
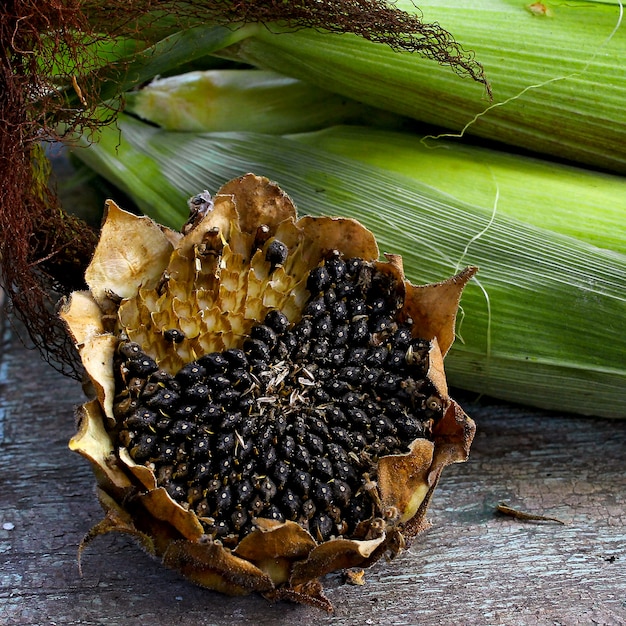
[69,113,626,418]
[214,0,626,174]
[124,68,626,255]
[70,1,626,174]
[288,126,626,256]
[74,1,626,174]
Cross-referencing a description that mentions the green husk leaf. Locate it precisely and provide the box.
[125,69,409,133]
[70,114,626,418]
[62,25,256,112]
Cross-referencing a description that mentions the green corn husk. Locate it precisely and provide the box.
[215,0,626,174]
[70,113,626,418]
[126,69,408,133]
[124,68,626,255]
[68,3,487,114]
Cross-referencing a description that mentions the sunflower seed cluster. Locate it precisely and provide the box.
[112,253,444,544]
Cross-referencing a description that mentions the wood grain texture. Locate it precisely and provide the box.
[1,310,625,626]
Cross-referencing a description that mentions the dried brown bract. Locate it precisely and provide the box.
[61,174,476,609]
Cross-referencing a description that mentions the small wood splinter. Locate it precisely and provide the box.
[345,569,366,586]
[496,502,566,525]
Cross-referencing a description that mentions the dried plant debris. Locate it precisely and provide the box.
[61,174,476,609]
[496,502,566,525]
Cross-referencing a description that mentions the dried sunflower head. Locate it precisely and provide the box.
[61,174,476,610]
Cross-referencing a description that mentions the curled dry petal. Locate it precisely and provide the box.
[61,174,476,608]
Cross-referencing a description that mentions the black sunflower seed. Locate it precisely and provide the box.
[273,460,291,490]
[332,480,352,508]
[310,513,334,541]
[198,403,222,423]
[291,469,312,496]
[264,309,290,335]
[387,348,407,370]
[325,254,346,281]
[191,437,211,461]
[125,408,158,431]
[234,479,254,504]
[261,446,278,470]
[298,499,314,522]
[293,444,311,469]
[394,414,423,440]
[312,457,334,481]
[231,508,248,532]
[307,266,331,294]
[215,432,236,457]
[118,342,142,359]
[163,328,186,343]
[303,297,326,318]
[393,327,412,348]
[333,325,350,347]
[223,348,249,370]
[312,480,334,510]
[256,476,278,502]
[313,313,333,337]
[251,324,277,349]
[310,338,330,360]
[266,240,288,268]
[170,419,196,439]
[243,338,271,363]
[264,505,284,523]
[198,352,229,374]
[174,404,197,420]
[329,299,348,323]
[125,354,159,377]
[280,489,302,520]
[334,461,357,483]
[145,388,180,411]
[326,347,346,368]
[130,433,157,462]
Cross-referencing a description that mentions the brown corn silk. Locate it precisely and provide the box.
[61,174,475,609]
[0,0,485,378]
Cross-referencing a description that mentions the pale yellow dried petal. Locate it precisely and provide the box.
[59,291,104,346]
[69,400,133,496]
[78,335,117,423]
[85,200,175,309]
[377,438,435,524]
[430,400,476,482]
[299,215,379,265]
[234,520,317,584]
[118,447,157,491]
[425,338,448,399]
[217,172,297,235]
[137,489,205,541]
[290,535,386,587]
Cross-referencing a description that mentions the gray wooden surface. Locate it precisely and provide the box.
[1,305,625,626]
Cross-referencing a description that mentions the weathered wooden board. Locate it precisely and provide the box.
[1,310,625,626]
